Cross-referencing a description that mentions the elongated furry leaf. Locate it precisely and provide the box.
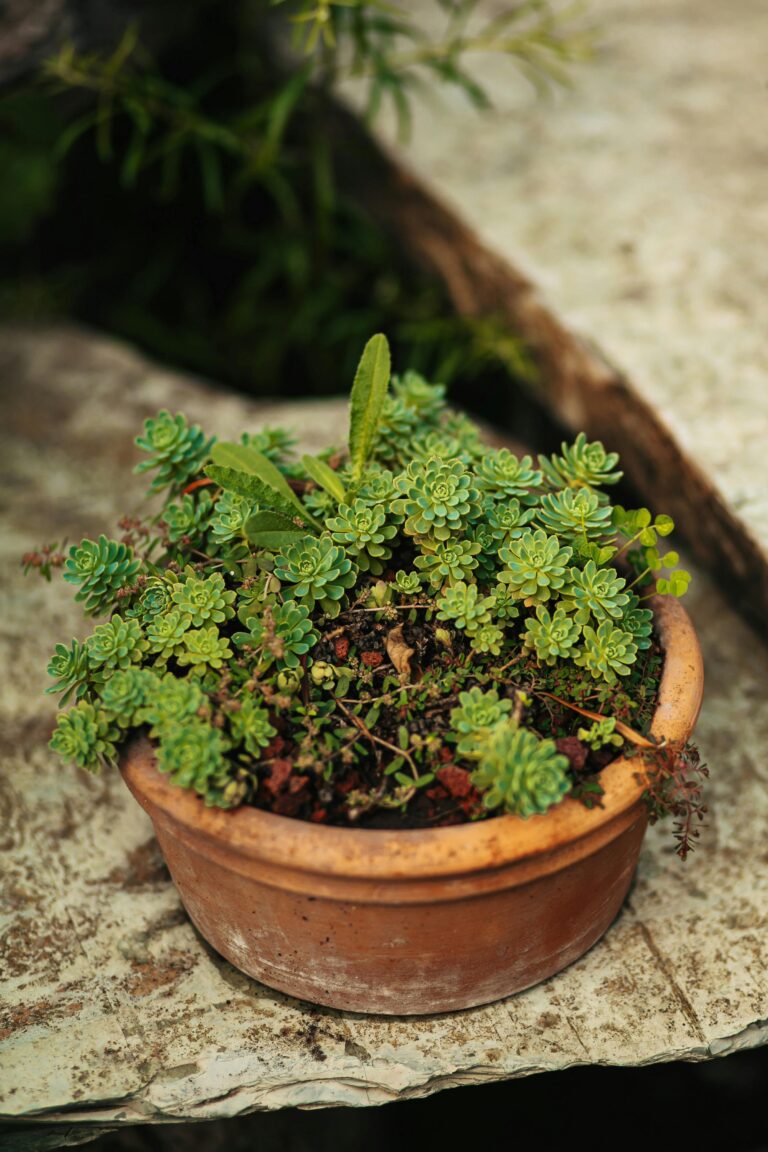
[247,530,307,550]
[302,455,347,504]
[209,443,319,527]
[348,333,391,482]
[206,464,299,520]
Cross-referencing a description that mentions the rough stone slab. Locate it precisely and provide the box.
[336,0,768,631]
[1,327,766,1150]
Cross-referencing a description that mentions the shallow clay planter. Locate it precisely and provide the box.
[120,595,703,1016]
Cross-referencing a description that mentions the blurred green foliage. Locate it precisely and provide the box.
[0,0,589,397]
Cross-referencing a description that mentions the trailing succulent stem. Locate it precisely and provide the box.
[31,334,697,847]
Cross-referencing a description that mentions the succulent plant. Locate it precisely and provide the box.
[227,697,276,757]
[540,432,622,491]
[476,449,543,499]
[414,538,481,590]
[449,687,513,756]
[327,500,397,573]
[176,626,234,676]
[391,570,421,595]
[562,560,630,625]
[162,490,214,543]
[233,601,319,669]
[435,581,495,633]
[63,535,140,617]
[47,639,90,703]
[395,456,482,542]
[498,529,573,606]
[471,723,571,817]
[87,615,148,671]
[575,621,638,685]
[209,491,253,545]
[33,334,689,834]
[522,605,582,665]
[145,608,192,661]
[171,572,236,626]
[135,409,213,494]
[535,487,613,542]
[274,534,357,618]
[155,719,230,799]
[49,701,118,772]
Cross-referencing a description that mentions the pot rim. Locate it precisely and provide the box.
[120,595,703,880]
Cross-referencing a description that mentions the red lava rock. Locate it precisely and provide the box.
[263,758,293,796]
[361,650,384,667]
[555,736,588,773]
[262,734,286,758]
[439,746,453,762]
[436,765,473,798]
[334,637,350,660]
[310,808,327,823]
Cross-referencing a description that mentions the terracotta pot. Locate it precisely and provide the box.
[120,595,703,1016]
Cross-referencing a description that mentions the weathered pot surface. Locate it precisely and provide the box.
[120,595,704,1015]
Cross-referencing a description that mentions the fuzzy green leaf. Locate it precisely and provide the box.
[209,442,319,527]
[348,333,391,482]
[302,454,347,504]
[244,509,310,550]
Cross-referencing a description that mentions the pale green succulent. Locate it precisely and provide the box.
[209,490,252,544]
[450,686,512,757]
[46,639,90,703]
[476,449,543,499]
[327,500,397,573]
[540,432,622,491]
[471,723,571,817]
[469,622,505,656]
[87,615,148,671]
[233,601,319,669]
[535,487,613,542]
[155,719,231,801]
[162,490,214,543]
[176,627,234,675]
[522,605,582,665]
[435,581,495,633]
[63,535,140,617]
[98,667,155,727]
[395,457,481,541]
[392,570,421,595]
[485,498,536,542]
[137,673,207,738]
[125,577,174,622]
[274,534,358,618]
[562,561,630,625]
[575,621,638,685]
[228,697,276,758]
[391,370,446,421]
[498,529,573,605]
[577,716,624,751]
[49,701,118,773]
[171,572,236,626]
[414,538,481,590]
[145,608,192,661]
[135,409,213,494]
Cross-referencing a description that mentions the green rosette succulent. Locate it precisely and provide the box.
[134,409,213,494]
[409,430,474,467]
[63,535,140,617]
[46,639,90,703]
[471,723,571,818]
[375,395,421,463]
[498,529,573,606]
[327,500,397,574]
[522,605,582,665]
[176,627,234,676]
[391,371,446,421]
[562,560,630,625]
[155,719,231,801]
[391,570,421,596]
[577,717,624,751]
[476,449,543,499]
[450,687,512,757]
[540,432,623,491]
[469,622,505,656]
[242,425,297,464]
[137,673,207,738]
[622,594,654,650]
[145,608,192,662]
[234,601,319,669]
[575,621,638,685]
[49,701,119,773]
[171,572,236,626]
[228,697,277,758]
[486,498,536,542]
[414,538,481,590]
[535,487,613,542]
[125,577,174,622]
[274,534,358,618]
[435,581,495,633]
[354,466,398,507]
[490,585,521,623]
[98,667,155,727]
[395,457,481,542]
[87,615,148,671]
[209,491,252,544]
[162,490,214,543]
